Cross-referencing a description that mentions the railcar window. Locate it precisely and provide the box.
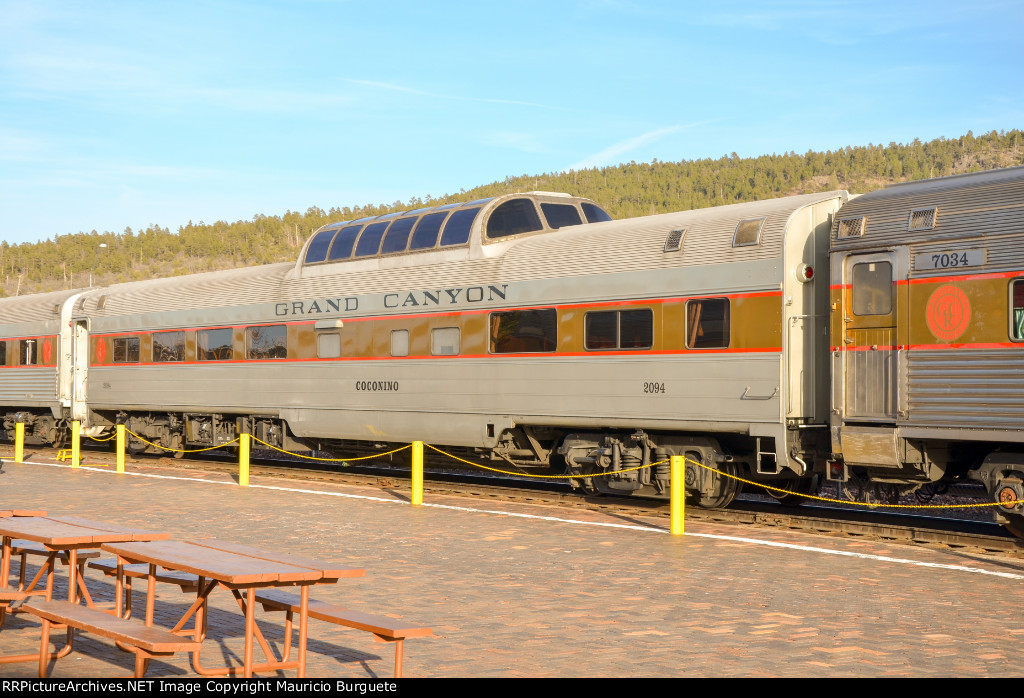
[153,331,185,362]
[852,262,893,316]
[328,225,363,261]
[380,217,419,255]
[439,208,480,247]
[540,203,583,229]
[317,333,341,359]
[19,339,38,366]
[1012,280,1024,340]
[391,329,410,357]
[246,325,287,359]
[686,299,730,349]
[431,327,460,356]
[486,199,543,239]
[113,337,140,363]
[585,309,653,350]
[304,229,338,264]
[409,212,449,250]
[490,309,557,353]
[354,221,391,257]
[0,341,6,366]
[198,328,233,361]
[581,203,613,223]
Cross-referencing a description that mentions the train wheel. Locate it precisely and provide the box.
[765,475,818,507]
[693,460,742,509]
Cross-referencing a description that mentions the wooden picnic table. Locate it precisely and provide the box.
[102,538,364,678]
[0,515,169,670]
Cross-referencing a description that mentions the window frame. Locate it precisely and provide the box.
[685,298,731,350]
[153,330,185,362]
[1010,278,1024,342]
[112,336,141,364]
[489,308,558,354]
[430,327,461,356]
[245,324,288,360]
[197,328,234,361]
[584,309,654,351]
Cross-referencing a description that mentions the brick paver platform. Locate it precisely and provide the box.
[0,453,1022,677]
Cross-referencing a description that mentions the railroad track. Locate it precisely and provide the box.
[10,444,1023,559]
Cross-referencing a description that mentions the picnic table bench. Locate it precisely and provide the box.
[91,539,432,677]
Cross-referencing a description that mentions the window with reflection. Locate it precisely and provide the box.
[246,325,287,359]
[1012,280,1024,340]
[582,203,612,223]
[328,225,363,261]
[585,310,653,350]
[540,203,582,229]
[852,262,893,316]
[409,212,449,250]
[198,328,233,361]
[153,331,185,362]
[113,336,140,363]
[686,299,730,349]
[304,229,337,264]
[19,339,38,366]
[490,309,557,353]
[354,221,391,257]
[439,208,480,247]
[486,199,543,238]
[380,217,419,254]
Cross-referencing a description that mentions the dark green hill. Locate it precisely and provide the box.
[3,129,1022,297]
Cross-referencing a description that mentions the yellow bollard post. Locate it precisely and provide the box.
[71,420,81,468]
[14,423,24,463]
[116,424,125,474]
[411,441,424,506]
[239,433,250,487]
[670,455,685,536]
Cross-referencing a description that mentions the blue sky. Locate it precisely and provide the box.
[1,0,1021,245]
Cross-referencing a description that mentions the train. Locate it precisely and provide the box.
[2,168,1024,533]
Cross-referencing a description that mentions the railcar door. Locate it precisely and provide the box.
[71,319,89,423]
[842,252,898,421]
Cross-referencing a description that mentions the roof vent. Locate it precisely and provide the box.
[907,207,937,231]
[664,228,686,252]
[732,218,765,247]
[837,216,865,238]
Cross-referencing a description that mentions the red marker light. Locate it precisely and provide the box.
[803,265,814,280]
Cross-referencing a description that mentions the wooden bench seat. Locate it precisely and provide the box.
[254,587,432,678]
[88,559,200,590]
[88,558,200,619]
[22,599,200,677]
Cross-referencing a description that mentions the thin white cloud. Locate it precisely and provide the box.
[569,124,714,170]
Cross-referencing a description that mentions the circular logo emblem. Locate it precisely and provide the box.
[42,338,52,364]
[926,284,971,342]
[96,339,107,363]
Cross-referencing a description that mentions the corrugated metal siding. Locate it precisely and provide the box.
[832,166,1024,252]
[907,349,1024,428]
[0,289,80,333]
[0,369,58,404]
[83,193,845,318]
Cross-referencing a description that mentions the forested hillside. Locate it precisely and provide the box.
[3,129,1022,297]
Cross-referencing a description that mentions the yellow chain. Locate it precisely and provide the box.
[250,436,411,462]
[424,445,1019,510]
[123,428,240,453]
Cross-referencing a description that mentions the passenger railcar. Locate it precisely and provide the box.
[2,167,1024,530]
[828,166,1024,532]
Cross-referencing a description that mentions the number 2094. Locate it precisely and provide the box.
[643,382,666,394]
